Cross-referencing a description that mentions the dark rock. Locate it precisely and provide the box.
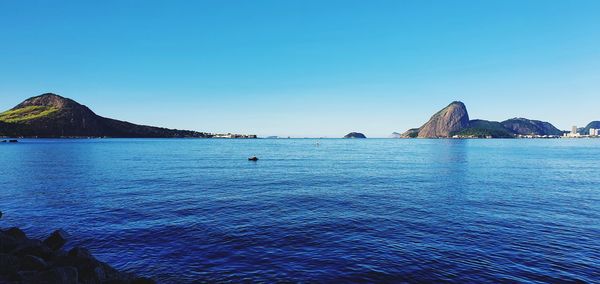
[4,227,27,240]
[20,255,47,271]
[92,266,107,282]
[103,280,131,284]
[55,247,111,283]
[0,227,154,283]
[67,246,93,259]
[0,233,20,253]
[100,262,134,282]
[16,270,39,283]
[0,253,19,274]
[37,267,78,284]
[343,132,367,138]
[8,140,17,143]
[10,239,53,260]
[43,229,68,251]
[133,276,157,284]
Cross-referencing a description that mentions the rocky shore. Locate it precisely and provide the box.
[0,212,154,284]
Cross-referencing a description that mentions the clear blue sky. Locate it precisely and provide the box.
[1,0,599,137]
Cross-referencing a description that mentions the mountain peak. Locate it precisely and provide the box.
[38,93,64,98]
[417,101,470,138]
[15,93,79,110]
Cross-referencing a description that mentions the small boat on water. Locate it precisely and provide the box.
[248,156,259,161]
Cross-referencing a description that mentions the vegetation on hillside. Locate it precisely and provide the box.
[0,106,59,123]
[501,118,562,136]
[405,128,419,138]
[452,120,515,138]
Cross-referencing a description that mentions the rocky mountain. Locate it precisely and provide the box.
[397,102,565,138]
[0,93,217,138]
[501,118,562,136]
[344,132,366,138]
[416,101,470,138]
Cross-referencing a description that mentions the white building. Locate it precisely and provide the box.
[563,125,581,138]
[590,128,599,136]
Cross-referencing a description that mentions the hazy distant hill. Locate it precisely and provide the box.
[580,121,600,134]
[0,93,213,138]
[389,132,402,138]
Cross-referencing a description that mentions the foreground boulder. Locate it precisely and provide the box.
[0,226,154,284]
[43,230,68,251]
[19,255,48,271]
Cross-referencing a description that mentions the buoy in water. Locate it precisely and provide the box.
[248,156,259,161]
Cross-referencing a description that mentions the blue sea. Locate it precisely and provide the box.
[1,139,599,283]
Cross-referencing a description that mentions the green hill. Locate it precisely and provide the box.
[452,120,515,138]
[0,93,213,138]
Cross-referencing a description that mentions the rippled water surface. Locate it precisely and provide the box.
[1,139,599,283]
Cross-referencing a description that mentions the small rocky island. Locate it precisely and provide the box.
[343,132,366,138]
[0,93,256,139]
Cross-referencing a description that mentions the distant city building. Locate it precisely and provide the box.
[563,125,582,138]
[590,128,599,136]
